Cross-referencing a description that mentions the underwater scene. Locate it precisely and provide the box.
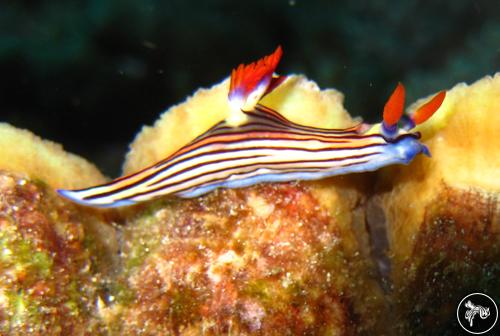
[0,1,499,335]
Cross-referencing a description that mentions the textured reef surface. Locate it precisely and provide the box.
[0,73,499,335]
[375,74,500,334]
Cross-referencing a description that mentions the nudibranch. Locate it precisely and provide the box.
[58,47,446,208]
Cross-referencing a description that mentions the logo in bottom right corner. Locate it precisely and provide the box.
[457,292,498,334]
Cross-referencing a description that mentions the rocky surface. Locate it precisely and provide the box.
[109,179,386,335]
[0,171,116,335]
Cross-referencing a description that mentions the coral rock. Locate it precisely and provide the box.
[0,171,116,335]
[113,180,386,335]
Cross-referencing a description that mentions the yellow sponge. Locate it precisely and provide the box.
[0,123,106,189]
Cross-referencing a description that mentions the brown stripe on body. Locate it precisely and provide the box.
[115,137,386,194]
[119,151,381,202]
[82,138,384,201]
[157,127,385,168]
[147,141,385,186]
[127,156,375,202]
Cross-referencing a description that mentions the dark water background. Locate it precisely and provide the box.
[0,0,498,177]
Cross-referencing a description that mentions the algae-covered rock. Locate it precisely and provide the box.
[0,171,116,335]
[374,74,500,335]
[112,180,386,335]
[0,124,117,335]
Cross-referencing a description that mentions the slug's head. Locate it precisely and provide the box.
[228,46,286,113]
[377,83,446,160]
[381,82,446,140]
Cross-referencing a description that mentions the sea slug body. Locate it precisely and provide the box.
[58,47,445,207]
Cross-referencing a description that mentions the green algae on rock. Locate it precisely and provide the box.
[0,171,116,335]
[0,124,121,334]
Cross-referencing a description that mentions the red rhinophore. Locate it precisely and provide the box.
[412,91,446,125]
[383,82,406,127]
[229,46,283,99]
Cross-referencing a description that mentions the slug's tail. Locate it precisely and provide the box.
[57,169,157,208]
[57,187,137,208]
